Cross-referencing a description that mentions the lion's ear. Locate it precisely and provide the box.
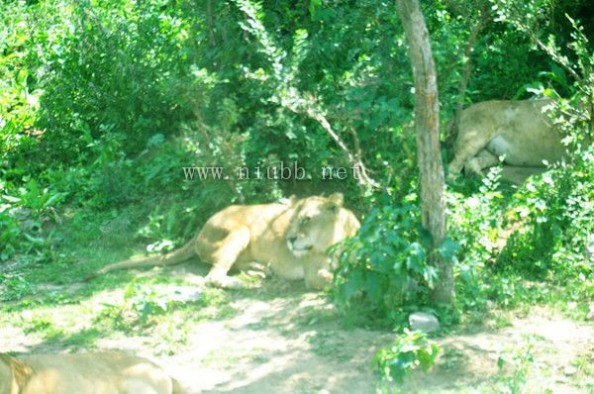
[328,192,344,207]
[324,193,344,213]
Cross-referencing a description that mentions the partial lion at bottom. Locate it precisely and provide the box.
[0,352,186,394]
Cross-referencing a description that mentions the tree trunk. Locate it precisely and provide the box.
[396,0,453,304]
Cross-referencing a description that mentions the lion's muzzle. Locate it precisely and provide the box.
[287,236,313,257]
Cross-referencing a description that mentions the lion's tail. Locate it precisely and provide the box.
[86,239,197,281]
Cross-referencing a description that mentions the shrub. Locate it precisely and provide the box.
[333,202,443,326]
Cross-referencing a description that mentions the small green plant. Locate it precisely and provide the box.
[0,177,65,262]
[0,273,33,302]
[21,311,56,336]
[374,328,439,386]
[92,283,170,331]
[494,338,536,394]
[440,346,468,371]
[153,316,192,356]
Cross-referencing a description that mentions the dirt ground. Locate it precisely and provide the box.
[2,272,593,394]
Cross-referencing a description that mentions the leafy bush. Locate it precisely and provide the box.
[501,152,594,281]
[374,328,439,386]
[446,168,509,309]
[333,203,441,326]
[334,177,512,324]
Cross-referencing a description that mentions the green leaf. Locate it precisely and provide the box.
[43,192,67,208]
[342,269,363,300]
[438,238,460,262]
[308,0,321,19]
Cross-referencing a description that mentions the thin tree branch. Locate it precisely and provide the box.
[289,102,383,189]
[530,34,583,83]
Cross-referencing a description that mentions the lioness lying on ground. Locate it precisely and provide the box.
[91,193,360,290]
[448,100,565,176]
[0,352,185,394]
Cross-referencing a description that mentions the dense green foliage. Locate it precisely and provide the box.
[1,1,593,379]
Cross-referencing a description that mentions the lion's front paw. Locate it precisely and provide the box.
[205,274,246,290]
[304,268,333,290]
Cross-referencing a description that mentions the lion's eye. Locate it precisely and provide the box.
[299,216,311,226]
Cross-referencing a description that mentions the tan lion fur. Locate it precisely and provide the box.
[448,100,565,176]
[91,193,360,289]
[0,352,185,394]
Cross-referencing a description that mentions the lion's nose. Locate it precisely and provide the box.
[288,236,297,244]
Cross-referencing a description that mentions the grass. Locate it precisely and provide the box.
[0,204,314,355]
[2,198,593,393]
[1,206,212,352]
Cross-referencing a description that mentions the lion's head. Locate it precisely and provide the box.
[286,193,349,257]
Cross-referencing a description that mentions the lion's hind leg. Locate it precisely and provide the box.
[464,149,500,175]
[203,227,251,289]
[449,139,491,177]
[448,124,496,177]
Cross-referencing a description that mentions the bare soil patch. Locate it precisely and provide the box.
[2,275,593,393]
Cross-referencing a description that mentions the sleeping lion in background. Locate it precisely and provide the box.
[448,100,566,176]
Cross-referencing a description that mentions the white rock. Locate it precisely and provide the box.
[409,312,440,333]
[563,366,578,376]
